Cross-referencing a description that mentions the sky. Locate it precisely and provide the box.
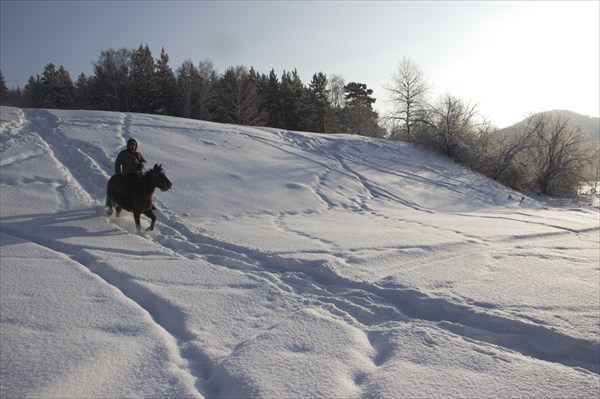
[1,0,598,127]
[2,106,599,397]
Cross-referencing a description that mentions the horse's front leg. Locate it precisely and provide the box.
[134,211,142,233]
[143,209,157,231]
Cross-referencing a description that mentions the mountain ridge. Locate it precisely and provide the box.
[502,109,599,140]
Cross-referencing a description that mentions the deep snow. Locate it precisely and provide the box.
[1,106,599,398]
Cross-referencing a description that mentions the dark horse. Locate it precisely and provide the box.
[106,164,172,232]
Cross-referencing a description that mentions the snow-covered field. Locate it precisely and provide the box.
[1,106,598,398]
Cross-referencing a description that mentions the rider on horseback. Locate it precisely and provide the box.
[106,138,148,215]
[115,138,147,176]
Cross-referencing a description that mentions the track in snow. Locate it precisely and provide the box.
[15,109,600,383]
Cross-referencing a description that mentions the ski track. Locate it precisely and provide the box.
[13,111,599,397]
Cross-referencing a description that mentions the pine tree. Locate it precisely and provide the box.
[340,82,382,137]
[0,70,8,104]
[264,69,283,128]
[253,69,283,128]
[24,75,42,107]
[74,73,93,109]
[40,63,59,108]
[154,48,177,115]
[280,69,307,131]
[129,44,157,113]
[27,63,75,109]
[55,65,75,109]
[307,72,331,133]
[91,48,131,111]
[343,82,375,109]
[217,65,265,126]
[175,60,198,119]
[195,59,219,120]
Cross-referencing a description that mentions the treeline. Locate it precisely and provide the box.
[386,57,599,199]
[1,49,597,199]
[0,44,384,137]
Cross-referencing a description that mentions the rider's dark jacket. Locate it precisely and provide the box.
[115,139,147,175]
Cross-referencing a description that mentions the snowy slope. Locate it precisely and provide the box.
[1,106,599,398]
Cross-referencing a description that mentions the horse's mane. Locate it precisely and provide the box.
[142,164,163,177]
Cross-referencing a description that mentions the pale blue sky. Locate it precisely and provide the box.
[1,0,598,127]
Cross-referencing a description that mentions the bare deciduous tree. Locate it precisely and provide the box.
[386,57,429,141]
[531,113,596,197]
[420,94,479,162]
[479,113,544,188]
[327,74,345,110]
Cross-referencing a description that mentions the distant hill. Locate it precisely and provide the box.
[503,110,599,141]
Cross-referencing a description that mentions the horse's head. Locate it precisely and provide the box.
[150,164,172,192]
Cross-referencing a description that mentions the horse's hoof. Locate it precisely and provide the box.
[146,227,154,232]
[106,209,113,216]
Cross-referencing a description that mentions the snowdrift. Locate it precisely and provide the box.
[1,106,598,398]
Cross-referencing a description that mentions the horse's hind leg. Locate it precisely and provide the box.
[143,209,157,231]
[116,205,122,218]
[105,195,114,215]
